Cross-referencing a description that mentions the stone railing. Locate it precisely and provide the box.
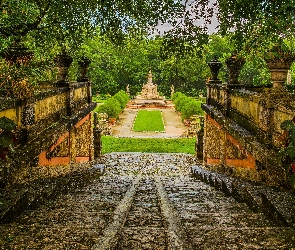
[202,55,295,187]
[0,81,96,187]
[0,48,97,187]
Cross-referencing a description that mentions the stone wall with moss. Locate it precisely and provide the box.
[0,82,96,187]
[203,84,295,186]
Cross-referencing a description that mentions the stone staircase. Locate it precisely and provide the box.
[1,153,295,249]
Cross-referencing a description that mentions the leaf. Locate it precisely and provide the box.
[280,120,294,131]
[0,117,16,132]
[289,128,295,144]
[286,145,295,159]
[0,131,14,148]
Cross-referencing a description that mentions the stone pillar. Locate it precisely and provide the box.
[89,113,95,160]
[93,128,102,157]
[66,87,74,117]
[195,116,204,160]
[207,56,223,105]
[93,113,102,157]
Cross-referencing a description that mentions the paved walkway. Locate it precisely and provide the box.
[111,108,187,138]
[1,153,295,249]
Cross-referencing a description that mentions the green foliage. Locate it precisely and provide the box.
[172,92,204,119]
[0,117,16,155]
[133,110,165,132]
[181,99,204,120]
[96,97,121,119]
[101,136,196,154]
[280,120,295,161]
[96,90,129,119]
[113,90,130,109]
[0,117,17,132]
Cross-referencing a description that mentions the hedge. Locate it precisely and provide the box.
[96,90,129,118]
[172,92,204,120]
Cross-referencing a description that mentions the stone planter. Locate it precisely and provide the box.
[265,56,295,88]
[54,50,73,87]
[78,57,91,82]
[207,56,222,81]
[225,53,245,84]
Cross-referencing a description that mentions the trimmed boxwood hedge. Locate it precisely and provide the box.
[96,90,129,118]
[172,91,204,120]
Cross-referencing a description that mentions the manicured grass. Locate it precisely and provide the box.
[101,136,196,154]
[133,110,165,132]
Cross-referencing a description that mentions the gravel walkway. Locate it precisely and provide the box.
[1,153,295,249]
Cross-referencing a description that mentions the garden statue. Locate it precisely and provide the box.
[126,84,130,96]
[170,85,175,97]
[135,70,164,100]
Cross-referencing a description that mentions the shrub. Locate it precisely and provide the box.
[181,99,204,120]
[96,90,129,119]
[113,90,129,109]
[97,97,121,118]
[172,91,204,119]
[171,91,182,102]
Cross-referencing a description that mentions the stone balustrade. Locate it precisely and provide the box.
[203,56,295,187]
[0,81,96,187]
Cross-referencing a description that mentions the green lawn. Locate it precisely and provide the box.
[133,110,165,132]
[101,136,195,154]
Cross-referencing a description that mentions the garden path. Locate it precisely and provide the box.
[111,107,187,138]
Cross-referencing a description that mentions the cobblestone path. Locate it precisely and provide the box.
[1,153,295,249]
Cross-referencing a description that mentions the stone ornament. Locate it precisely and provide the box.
[78,57,91,82]
[54,50,73,86]
[225,53,245,84]
[207,56,222,81]
[135,70,164,100]
[265,55,295,88]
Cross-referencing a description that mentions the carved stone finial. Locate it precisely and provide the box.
[225,53,245,84]
[207,56,222,81]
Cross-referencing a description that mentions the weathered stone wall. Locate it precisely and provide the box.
[203,84,295,186]
[0,81,96,187]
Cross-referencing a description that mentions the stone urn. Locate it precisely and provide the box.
[54,50,73,86]
[77,57,91,82]
[225,53,245,84]
[265,55,295,88]
[1,42,33,66]
[207,56,222,81]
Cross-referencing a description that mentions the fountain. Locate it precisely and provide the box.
[135,70,164,100]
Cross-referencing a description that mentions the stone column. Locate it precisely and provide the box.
[195,116,204,160]
[89,113,95,160]
[93,128,102,158]
[207,56,223,105]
